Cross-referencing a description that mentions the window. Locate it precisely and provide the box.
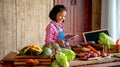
[101,0,120,42]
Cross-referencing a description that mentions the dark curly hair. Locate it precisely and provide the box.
[49,5,67,21]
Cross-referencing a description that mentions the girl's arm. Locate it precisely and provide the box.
[45,24,56,43]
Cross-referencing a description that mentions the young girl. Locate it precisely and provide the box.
[45,5,70,49]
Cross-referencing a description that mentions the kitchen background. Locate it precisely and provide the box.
[0,0,101,60]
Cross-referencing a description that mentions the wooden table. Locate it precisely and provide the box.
[74,62,120,67]
[1,53,120,67]
[0,62,50,67]
[1,61,120,67]
[0,63,12,67]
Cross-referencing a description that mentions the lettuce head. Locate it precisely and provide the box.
[61,49,76,62]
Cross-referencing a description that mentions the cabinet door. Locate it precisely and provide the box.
[54,0,74,35]
[73,0,86,42]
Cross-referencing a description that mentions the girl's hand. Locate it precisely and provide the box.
[57,40,65,46]
[65,41,70,46]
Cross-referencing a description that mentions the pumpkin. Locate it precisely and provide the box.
[116,39,120,45]
[41,47,52,56]
[19,46,28,55]
[19,45,42,56]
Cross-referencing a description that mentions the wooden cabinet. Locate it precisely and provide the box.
[54,0,92,43]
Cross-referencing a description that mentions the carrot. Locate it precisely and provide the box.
[87,45,98,53]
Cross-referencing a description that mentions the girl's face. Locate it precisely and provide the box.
[56,11,66,23]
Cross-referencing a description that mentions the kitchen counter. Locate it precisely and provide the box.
[70,53,120,67]
[1,52,120,67]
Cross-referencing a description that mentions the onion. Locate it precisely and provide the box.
[101,52,107,57]
[96,51,101,56]
[92,53,98,57]
[85,53,91,58]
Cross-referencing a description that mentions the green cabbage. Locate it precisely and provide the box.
[55,52,69,67]
[41,47,52,56]
[61,49,76,62]
[51,60,60,67]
